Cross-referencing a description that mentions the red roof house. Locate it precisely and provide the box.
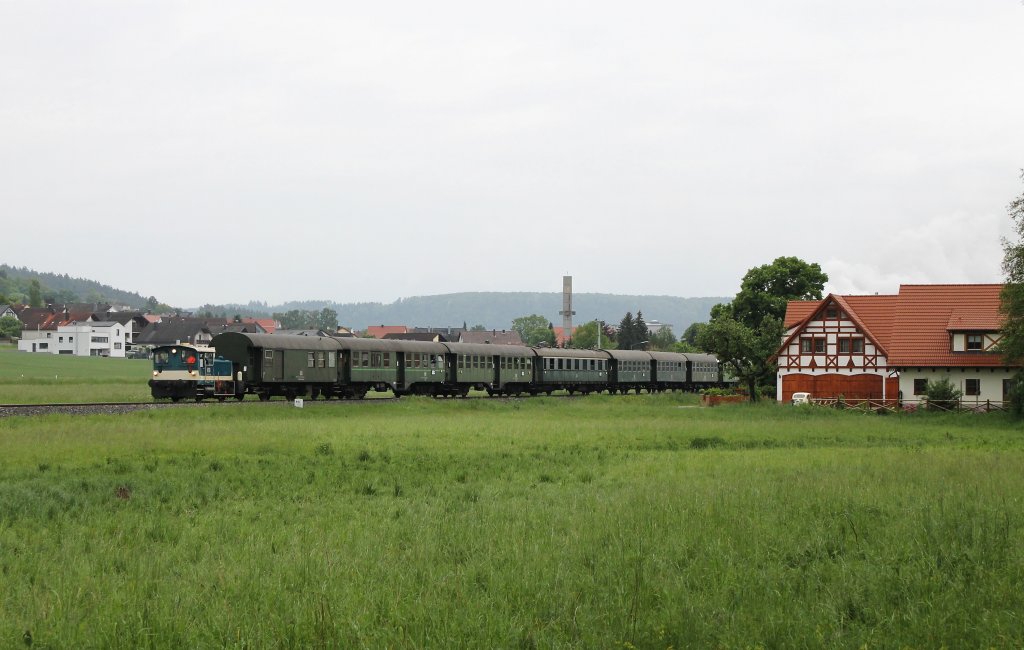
[365,325,409,339]
[776,284,1013,405]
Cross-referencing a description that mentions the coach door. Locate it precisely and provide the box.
[262,349,283,382]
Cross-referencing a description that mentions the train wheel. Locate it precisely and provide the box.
[235,394,245,401]
[258,393,270,402]
[171,396,181,403]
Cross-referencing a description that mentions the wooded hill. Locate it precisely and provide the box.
[228,293,726,333]
[0,265,151,309]
[1,264,724,333]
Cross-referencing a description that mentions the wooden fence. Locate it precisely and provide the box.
[809,397,1008,414]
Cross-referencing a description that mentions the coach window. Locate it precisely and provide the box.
[965,378,981,396]
[967,334,983,351]
[913,378,927,395]
[361,351,370,367]
[405,355,412,368]
[265,350,274,360]
[384,353,391,367]
[318,352,326,368]
[307,353,315,368]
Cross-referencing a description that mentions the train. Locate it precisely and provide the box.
[149,332,735,402]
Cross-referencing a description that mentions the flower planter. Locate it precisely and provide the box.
[700,394,748,407]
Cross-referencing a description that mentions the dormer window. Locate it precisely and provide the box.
[966,334,983,351]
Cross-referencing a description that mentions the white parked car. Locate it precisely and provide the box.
[791,392,812,405]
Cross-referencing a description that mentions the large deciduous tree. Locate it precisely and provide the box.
[698,256,827,401]
[648,326,677,351]
[1000,171,1024,415]
[512,314,556,347]
[0,315,21,339]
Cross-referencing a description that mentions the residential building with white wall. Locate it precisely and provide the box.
[776,284,1015,405]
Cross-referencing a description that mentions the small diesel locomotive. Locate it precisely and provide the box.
[148,343,239,402]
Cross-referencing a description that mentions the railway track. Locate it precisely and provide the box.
[0,397,394,418]
[0,393,580,417]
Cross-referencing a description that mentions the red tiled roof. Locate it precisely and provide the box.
[945,313,1001,331]
[552,326,575,347]
[783,301,820,329]
[365,325,408,339]
[887,284,1006,367]
[836,294,900,353]
[239,317,277,333]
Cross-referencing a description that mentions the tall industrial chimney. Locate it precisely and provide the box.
[559,275,575,342]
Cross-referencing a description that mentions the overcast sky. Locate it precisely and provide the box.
[2,1,1022,307]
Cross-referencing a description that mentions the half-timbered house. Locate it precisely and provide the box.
[776,284,1016,405]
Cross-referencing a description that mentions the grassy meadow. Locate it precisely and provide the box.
[0,345,153,403]
[1,393,1024,648]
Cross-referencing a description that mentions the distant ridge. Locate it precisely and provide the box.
[245,292,727,332]
[0,264,150,308]
[1,264,726,332]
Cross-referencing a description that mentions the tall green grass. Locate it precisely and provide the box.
[0,347,152,403]
[1,395,1023,647]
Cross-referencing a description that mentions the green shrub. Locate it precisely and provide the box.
[925,378,962,412]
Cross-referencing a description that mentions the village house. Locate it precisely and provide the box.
[776,284,1015,405]
[13,304,141,357]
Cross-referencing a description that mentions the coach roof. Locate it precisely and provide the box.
[211,332,341,351]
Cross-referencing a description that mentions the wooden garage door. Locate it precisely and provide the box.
[782,374,898,402]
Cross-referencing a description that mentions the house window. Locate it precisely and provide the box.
[851,339,864,354]
[59,336,64,343]
[838,339,850,353]
[114,343,122,350]
[913,379,928,395]
[966,334,983,351]
[800,338,812,353]
[814,338,826,354]
[825,307,837,319]
[965,379,980,396]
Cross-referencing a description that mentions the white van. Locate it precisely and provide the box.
[791,392,812,405]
